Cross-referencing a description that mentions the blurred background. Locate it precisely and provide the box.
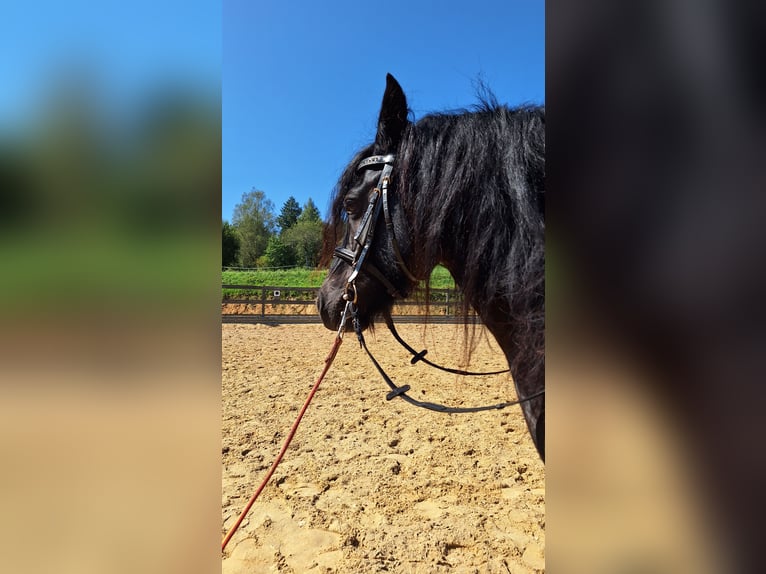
[0,2,220,324]
[0,2,220,573]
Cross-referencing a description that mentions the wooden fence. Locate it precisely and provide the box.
[222,285,475,324]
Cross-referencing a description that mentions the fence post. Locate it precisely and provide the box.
[261,287,266,318]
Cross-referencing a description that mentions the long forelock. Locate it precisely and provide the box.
[320,144,376,266]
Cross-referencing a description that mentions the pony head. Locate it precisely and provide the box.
[317,74,419,332]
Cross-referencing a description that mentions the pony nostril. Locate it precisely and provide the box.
[316,289,344,332]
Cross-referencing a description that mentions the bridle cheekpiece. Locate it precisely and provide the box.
[333,153,416,307]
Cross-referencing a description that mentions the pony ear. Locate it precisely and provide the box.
[374,73,408,153]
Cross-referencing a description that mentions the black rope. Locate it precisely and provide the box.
[352,306,544,413]
[382,312,510,376]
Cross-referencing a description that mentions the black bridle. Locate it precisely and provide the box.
[332,154,416,302]
[332,153,544,412]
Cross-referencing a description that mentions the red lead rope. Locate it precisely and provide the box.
[221,334,344,552]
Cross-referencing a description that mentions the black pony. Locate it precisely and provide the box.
[317,74,545,460]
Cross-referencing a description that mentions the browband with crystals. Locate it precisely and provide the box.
[356,154,396,171]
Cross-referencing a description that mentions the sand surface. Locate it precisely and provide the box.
[222,323,544,573]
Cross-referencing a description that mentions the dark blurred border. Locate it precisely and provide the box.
[548,1,766,572]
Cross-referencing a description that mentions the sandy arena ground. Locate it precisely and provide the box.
[222,322,544,573]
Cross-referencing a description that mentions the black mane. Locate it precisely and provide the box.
[323,102,545,342]
[399,103,544,309]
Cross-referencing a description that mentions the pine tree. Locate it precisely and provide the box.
[298,197,321,223]
[276,196,302,233]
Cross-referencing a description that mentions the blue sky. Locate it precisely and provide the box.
[1,1,220,129]
[223,0,544,223]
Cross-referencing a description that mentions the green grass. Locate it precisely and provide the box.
[223,268,327,288]
[222,265,456,298]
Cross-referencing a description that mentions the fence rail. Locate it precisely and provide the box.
[222,284,473,324]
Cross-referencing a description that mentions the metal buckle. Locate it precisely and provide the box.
[342,281,358,305]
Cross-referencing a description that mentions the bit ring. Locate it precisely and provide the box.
[342,282,358,305]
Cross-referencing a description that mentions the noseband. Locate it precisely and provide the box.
[333,154,417,302]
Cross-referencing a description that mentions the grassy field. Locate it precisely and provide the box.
[222,265,456,298]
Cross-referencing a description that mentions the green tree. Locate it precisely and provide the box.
[283,219,323,268]
[222,220,240,267]
[276,196,302,234]
[232,188,275,267]
[298,197,321,223]
[263,235,297,268]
